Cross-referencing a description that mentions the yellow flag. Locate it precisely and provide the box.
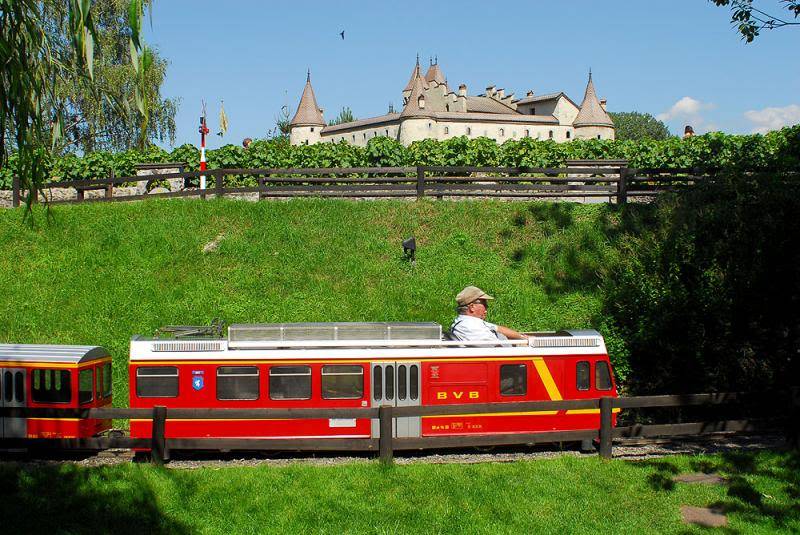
[218,100,229,137]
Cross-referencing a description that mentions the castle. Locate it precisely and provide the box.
[289,58,615,146]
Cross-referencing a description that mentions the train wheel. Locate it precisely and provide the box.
[133,451,151,463]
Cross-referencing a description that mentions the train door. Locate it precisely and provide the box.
[0,368,27,438]
[371,362,421,438]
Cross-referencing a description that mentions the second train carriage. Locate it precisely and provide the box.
[129,322,618,444]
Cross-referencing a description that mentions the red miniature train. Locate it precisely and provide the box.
[128,323,618,444]
[0,344,113,440]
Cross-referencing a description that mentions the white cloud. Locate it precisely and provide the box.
[744,105,800,134]
[657,97,716,133]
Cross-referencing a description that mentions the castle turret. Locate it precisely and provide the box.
[573,71,615,140]
[399,71,435,145]
[289,71,325,145]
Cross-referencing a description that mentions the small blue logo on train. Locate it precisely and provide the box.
[192,371,204,391]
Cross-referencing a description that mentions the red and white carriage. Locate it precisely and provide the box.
[129,322,618,443]
[0,344,113,440]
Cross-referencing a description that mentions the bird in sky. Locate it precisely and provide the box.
[340,30,345,40]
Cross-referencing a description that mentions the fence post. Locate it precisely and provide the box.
[416,167,425,199]
[599,396,613,459]
[12,176,20,208]
[258,176,265,201]
[617,167,628,205]
[379,405,394,465]
[215,172,224,198]
[106,169,114,199]
[151,405,168,465]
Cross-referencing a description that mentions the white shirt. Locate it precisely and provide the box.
[449,314,501,341]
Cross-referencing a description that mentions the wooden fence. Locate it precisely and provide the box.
[9,165,710,208]
[1,388,796,465]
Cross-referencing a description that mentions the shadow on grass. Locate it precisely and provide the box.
[634,450,800,530]
[0,462,192,535]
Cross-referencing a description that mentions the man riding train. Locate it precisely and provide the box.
[449,286,528,342]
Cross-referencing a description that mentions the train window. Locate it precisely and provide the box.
[373,367,382,401]
[32,369,71,403]
[3,371,12,402]
[269,366,311,400]
[79,369,94,404]
[14,372,24,402]
[322,365,364,399]
[596,361,613,391]
[102,362,112,397]
[398,365,407,400]
[576,361,590,391]
[410,365,419,401]
[136,367,179,398]
[500,364,527,396]
[385,366,394,400]
[96,366,103,398]
[217,366,259,400]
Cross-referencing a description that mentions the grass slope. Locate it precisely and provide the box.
[1,451,797,534]
[0,199,628,402]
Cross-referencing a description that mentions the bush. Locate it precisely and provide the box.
[1,126,798,189]
[604,172,800,394]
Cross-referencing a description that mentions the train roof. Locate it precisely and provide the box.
[130,323,607,361]
[0,344,111,364]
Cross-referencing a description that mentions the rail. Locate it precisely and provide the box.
[1,388,796,465]
[9,165,714,207]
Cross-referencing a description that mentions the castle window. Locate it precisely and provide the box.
[446,104,450,111]
[466,127,471,135]
[310,127,314,132]
[566,131,571,139]
[363,133,367,140]
[597,135,601,139]
[548,130,554,139]
[352,135,355,142]
[304,140,308,145]
[386,129,389,136]
[524,129,530,137]
[531,107,536,115]
[444,127,449,135]
[499,128,504,137]
[428,123,432,129]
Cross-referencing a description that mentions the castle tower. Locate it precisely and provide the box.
[399,70,435,145]
[289,71,325,145]
[573,71,615,140]
[402,55,429,105]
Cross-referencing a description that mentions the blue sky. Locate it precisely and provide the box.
[144,1,799,149]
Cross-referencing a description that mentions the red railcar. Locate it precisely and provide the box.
[129,323,618,444]
[0,344,113,440]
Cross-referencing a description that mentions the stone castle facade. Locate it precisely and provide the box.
[289,59,615,146]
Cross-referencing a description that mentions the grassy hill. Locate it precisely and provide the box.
[0,198,634,402]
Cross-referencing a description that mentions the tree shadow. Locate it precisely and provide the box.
[0,462,193,534]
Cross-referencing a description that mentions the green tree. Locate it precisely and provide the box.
[608,112,672,141]
[711,0,799,41]
[43,0,176,152]
[0,0,148,209]
[328,107,356,126]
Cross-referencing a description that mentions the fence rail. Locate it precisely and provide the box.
[10,164,715,208]
[1,388,797,464]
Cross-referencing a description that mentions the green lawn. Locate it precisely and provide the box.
[0,198,638,402]
[1,450,797,534]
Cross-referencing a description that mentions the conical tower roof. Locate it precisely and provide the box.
[424,58,446,86]
[573,72,613,127]
[403,56,429,92]
[290,72,325,127]
[400,71,432,118]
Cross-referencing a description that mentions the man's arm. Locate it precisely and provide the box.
[497,325,528,340]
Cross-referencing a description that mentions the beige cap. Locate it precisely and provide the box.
[456,286,495,306]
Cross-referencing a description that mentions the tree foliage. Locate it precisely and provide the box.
[0,0,148,210]
[711,0,800,41]
[604,171,800,394]
[328,107,356,126]
[43,0,177,153]
[608,112,671,141]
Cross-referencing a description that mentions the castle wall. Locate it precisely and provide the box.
[574,125,615,141]
[290,125,322,145]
